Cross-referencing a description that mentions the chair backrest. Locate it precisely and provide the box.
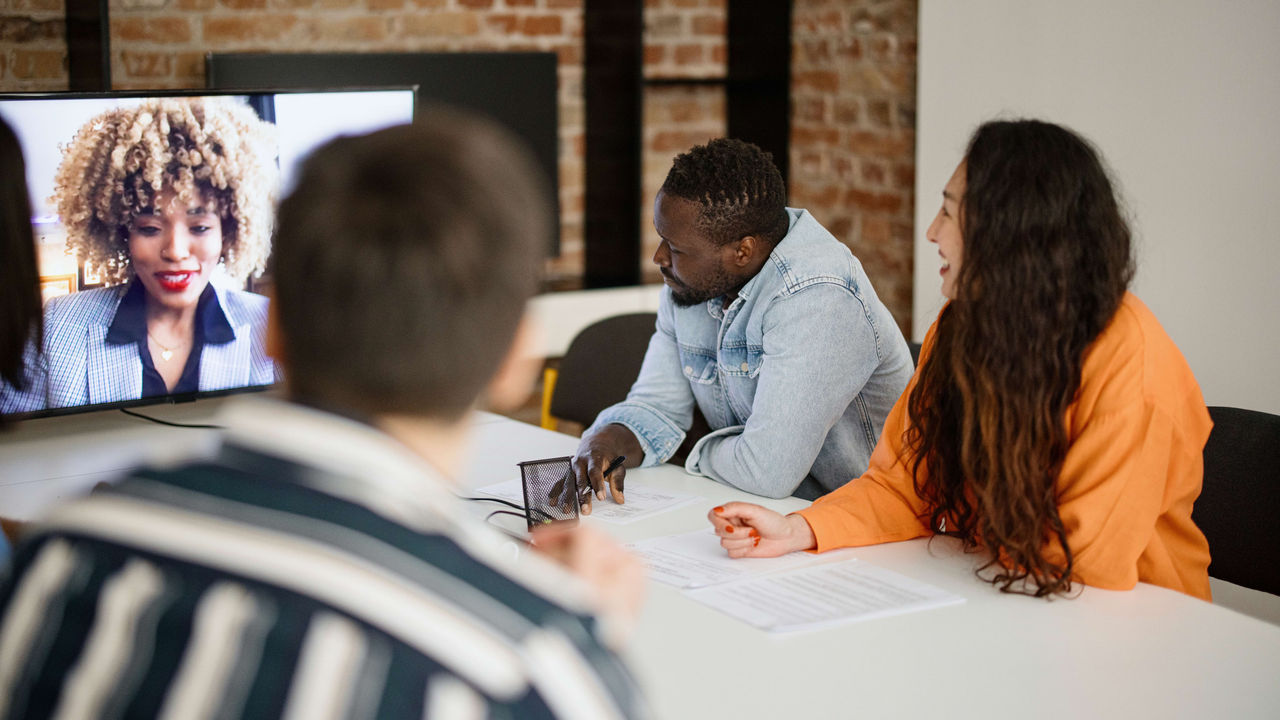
[549,312,657,428]
[1195,405,1280,596]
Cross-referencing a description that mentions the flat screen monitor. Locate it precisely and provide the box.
[205,51,560,254]
[0,87,416,421]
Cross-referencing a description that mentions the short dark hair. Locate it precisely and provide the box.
[1,116,41,390]
[660,137,789,246]
[272,111,550,420]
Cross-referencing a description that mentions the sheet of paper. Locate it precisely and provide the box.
[474,477,700,525]
[627,529,826,589]
[686,559,964,633]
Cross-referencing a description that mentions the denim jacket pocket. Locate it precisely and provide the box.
[679,345,718,385]
[718,343,764,379]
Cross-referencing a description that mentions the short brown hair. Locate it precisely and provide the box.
[272,111,550,420]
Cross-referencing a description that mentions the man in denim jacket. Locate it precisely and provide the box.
[570,139,914,505]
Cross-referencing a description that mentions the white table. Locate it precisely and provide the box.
[459,417,1280,720]
[4,402,1280,718]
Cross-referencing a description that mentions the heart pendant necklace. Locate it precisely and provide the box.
[148,332,178,362]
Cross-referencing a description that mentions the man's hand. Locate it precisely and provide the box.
[556,424,642,515]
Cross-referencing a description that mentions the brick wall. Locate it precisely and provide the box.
[0,0,916,332]
[0,1,66,91]
[791,0,916,334]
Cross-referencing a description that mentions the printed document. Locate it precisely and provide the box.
[686,558,965,633]
[627,529,836,588]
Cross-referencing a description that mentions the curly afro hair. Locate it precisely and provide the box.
[660,137,789,247]
[52,96,277,286]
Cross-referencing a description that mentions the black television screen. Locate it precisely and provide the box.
[0,87,416,421]
[206,51,560,254]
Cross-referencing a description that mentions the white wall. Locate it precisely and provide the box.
[914,0,1280,414]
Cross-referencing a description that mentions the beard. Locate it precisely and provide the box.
[663,265,741,308]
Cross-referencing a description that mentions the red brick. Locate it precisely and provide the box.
[313,16,388,42]
[644,44,665,65]
[860,159,888,186]
[793,70,838,92]
[868,34,896,62]
[796,151,823,178]
[505,0,536,5]
[651,130,715,153]
[546,0,581,7]
[368,0,406,9]
[892,162,914,190]
[867,98,892,128]
[176,0,217,9]
[691,14,724,36]
[843,188,902,214]
[521,15,563,36]
[860,215,891,245]
[120,51,173,78]
[797,38,830,65]
[219,0,267,8]
[673,43,703,65]
[646,13,682,37]
[834,37,862,62]
[485,13,518,33]
[174,52,205,82]
[13,0,61,10]
[554,42,582,65]
[113,17,194,44]
[791,125,839,146]
[458,0,493,8]
[409,0,449,7]
[832,155,855,182]
[203,15,299,43]
[846,130,914,159]
[795,96,826,124]
[0,17,61,42]
[710,43,726,64]
[11,49,63,79]
[399,12,480,37]
[834,98,860,124]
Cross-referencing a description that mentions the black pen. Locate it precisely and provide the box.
[602,455,626,479]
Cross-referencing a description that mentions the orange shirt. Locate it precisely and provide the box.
[796,293,1213,600]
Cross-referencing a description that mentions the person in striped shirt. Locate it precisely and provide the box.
[0,112,648,719]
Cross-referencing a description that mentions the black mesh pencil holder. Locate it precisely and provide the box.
[518,455,578,530]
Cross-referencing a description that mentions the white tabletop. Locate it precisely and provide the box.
[458,416,1280,720]
[4,403,1280,718]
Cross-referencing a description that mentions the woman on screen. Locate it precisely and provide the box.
[708,119,1213,600]
[1,97,277,413]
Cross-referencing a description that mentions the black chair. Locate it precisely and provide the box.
[908,341,922,365]
[541,312,656,431]
[1194,406,1280,596]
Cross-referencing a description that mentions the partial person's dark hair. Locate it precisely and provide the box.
[660,137,789,246]
[1,116,41,390]
[272,111,549,421]
[906,119,1135,597]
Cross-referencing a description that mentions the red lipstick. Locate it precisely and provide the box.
[156,272,193,292]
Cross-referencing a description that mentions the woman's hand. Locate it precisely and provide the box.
[707,502,817,558]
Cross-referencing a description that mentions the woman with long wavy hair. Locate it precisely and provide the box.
[708,119,1212,599]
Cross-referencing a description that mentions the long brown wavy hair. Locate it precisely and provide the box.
[907,120,1134,596]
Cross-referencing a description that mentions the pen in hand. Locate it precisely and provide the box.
[586,455,627,505]
[602,455,626,480]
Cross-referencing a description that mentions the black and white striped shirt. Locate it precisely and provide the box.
[0,399,644,719]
